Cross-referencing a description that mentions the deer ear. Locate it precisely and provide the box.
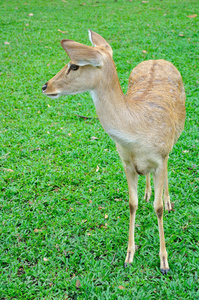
[61,39,104,67]
[88,30,113,57]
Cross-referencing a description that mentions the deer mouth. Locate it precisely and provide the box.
[46,93,59,99]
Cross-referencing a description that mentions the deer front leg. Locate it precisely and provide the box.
[124,166,138,267]
[144,173,151,202]
[153,160,170,274]
[164,164,172,212]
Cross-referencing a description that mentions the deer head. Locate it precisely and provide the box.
[42,30,113,99]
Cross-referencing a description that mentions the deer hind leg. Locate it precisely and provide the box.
[124,166,138,267]
[153,159,170,274]
[144,173,151,202]
[164,164,172,212]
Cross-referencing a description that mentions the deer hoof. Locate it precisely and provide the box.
[124,262,132,268]
[160,268,170,275]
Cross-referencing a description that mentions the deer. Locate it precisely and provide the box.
[42,30,186,274]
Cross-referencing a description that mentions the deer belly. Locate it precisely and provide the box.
[115,139,162,175]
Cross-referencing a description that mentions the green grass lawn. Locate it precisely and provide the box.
[1,0,198,299]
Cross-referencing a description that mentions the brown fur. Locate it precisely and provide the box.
[42,30,186,274]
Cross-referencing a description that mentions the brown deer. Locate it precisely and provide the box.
[42,30,186,274]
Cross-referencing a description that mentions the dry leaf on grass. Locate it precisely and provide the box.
[100,223,108,229]
[187,14,197,18]
[34,228,42,233]
[76,279,81,289]
[118,285,125,290]
[43,257,49,261]
[98,206,105,210]
[58,29,68,34]
[3,168,14,172]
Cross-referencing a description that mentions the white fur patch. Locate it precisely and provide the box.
[47,94,60,99]
[88,29,95,47]
[90,90,98,107]
[107,128,139,147]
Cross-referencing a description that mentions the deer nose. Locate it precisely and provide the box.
[42,83,48,92]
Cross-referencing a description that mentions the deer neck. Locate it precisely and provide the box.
[89,69,134,145]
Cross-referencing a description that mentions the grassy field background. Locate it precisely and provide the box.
[1,0,198,299]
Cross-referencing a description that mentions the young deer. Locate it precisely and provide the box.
[42,30,186,274]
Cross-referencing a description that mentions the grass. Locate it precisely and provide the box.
[0,0,198,299]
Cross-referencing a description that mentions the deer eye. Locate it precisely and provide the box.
[67,64,79,75]
[70,64,79,71]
